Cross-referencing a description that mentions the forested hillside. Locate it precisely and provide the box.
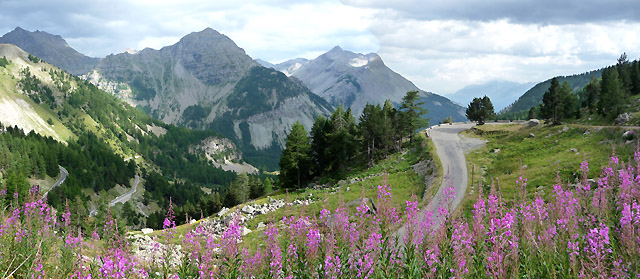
[0,45,263,229]
[498,68,603,120]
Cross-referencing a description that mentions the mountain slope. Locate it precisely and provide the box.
[0,27,99,75]
[0,44,74,142]
[447,80,535,111]
[500,69,603,116]
[267,58,309,76]
[91,29,331,166]
[0,44,247,227]
[272,46,467,122]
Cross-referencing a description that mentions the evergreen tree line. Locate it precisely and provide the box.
[526,53,640,124]
[145,172,274,229]
[0,123,135,210]
[279,91,428,188]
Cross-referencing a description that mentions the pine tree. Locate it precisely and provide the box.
[599,67,626,118]
[310,116,330,177]
[585,76,600,114]
[617,53,632,95]
[631,60,640,95]
[559,81,576,120]
[326,105,357,176]
[382,100,399,152]
[540,77,564,125]
[263,177,274,194]
[528,106,537,120]
[279,121,311,188]
[466,96,495,125]
[399,91,428,144]
[358,103,384,167]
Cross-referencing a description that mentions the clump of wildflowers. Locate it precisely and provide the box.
[2,152,640,278]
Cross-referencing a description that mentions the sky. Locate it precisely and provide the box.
[1,0,640,94]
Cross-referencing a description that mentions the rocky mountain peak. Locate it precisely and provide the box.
[271,46,467,122]
[0,27,98,75]
[162,27,258,85]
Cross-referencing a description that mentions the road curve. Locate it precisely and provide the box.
[109,175,140,207]
[426,124,486,217]
[44,165,68,197]
[397,123,485,240]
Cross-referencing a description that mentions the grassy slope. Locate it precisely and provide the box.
[0,63,74,141]
[146,139,441,249]
[459,123,637,219]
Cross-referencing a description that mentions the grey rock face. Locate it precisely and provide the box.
[274,46,467,122]
[91,28,331,152]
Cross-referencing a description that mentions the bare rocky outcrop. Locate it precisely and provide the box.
[128,234,183,268]
[616,113,632,125]
[189,137,258,174]
[198,197,315,238]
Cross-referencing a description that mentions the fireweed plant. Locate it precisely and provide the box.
[1,152,640,278]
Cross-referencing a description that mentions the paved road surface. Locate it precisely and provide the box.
[109,175,140,207]
[426,124,486,217]
[397,123,486,240]
[43,165,67,197]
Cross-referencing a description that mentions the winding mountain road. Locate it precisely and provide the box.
[397,123,486,240]
[426,124,486,217]
[109,175,140,207]
[43,165,67,197]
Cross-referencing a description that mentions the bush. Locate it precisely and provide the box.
[0,56,9,68]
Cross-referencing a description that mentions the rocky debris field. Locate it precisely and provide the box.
[128,234,183,268]
[199,197,315,237]
[128,196,316,266]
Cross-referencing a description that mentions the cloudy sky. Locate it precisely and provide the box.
[1,0,640,94]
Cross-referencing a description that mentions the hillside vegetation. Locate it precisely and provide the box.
[499,68,603,120]
[0,46,269,230]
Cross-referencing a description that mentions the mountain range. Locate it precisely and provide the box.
[260,46,467,122]
[0,43,241,222]
[446,80,536,112]
[0,26,468,168]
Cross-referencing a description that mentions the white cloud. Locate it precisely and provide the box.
[0,0,378,61]
[3,0,640,96]
[368,15,640,93]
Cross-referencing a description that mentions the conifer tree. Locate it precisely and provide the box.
[399,91,428,144]
[617,52,632,95]
[383,100,400,152]
[466,95,495,125]
[326,105,356,176]
[631,60,640,95]
[310,116,330,177]
[559,81,576,120]
[540,77,567,125]
[585,76,600,113]
[359,103,384,167]
[263,177,273,194]
[279,121,311,188]
[528,106,537,120]
[599,67,626,118]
